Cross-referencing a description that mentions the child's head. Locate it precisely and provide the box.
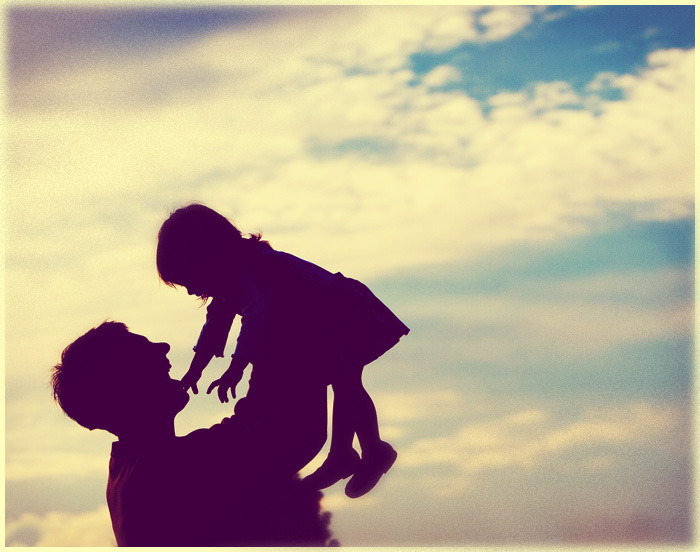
[156,203,264,298]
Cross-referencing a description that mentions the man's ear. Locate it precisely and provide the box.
[88,390,129,435]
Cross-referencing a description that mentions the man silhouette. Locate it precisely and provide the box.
[51,321,333,546]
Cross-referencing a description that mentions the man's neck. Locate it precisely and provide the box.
[117,419,176,446]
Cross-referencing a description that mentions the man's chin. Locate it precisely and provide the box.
[169,380,190,414]
[177,390,190,412]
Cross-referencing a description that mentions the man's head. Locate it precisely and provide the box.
[51,321,189,436]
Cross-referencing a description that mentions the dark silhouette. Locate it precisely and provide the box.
[52,321,336,546]
[156,203,409,498]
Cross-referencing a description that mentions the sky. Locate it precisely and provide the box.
[4,3,695,547]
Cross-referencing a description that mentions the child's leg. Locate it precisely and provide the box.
[303,364,394,492]
[342,365,398,499]
[340,365,382,452]
[327,381,358,456]
[301,383,360,490]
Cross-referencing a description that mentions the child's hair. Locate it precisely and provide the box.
[156,203,269,291]
[51,320,131,432]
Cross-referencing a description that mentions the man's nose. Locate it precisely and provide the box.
[157,342,170,354]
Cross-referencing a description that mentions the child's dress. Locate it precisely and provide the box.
[193,246,409,388]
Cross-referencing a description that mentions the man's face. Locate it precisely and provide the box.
[117,332,190,419]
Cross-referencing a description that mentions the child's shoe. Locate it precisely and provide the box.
[302,449,361,490]
[344,441,397,499]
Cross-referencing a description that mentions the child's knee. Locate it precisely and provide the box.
[338,361,364,379]
[332,371,364,396]
[310,424,327,454]
[295,413,327,464]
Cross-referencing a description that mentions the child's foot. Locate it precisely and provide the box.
[344,441,397,499]
[303,449,361,490]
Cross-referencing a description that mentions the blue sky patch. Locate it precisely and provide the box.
[409,5,695,104]
[372,217,694,303]
[503,336,693,401]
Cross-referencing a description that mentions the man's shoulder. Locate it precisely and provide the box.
[180,415,248,448]
[109,416,248,468]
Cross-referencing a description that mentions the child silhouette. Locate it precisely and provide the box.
[156,204,409,498]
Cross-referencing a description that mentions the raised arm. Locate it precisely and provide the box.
[207,268,266,402]
[181,298,237,394]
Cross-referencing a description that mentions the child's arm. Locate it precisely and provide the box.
[206,353,249,403]
[207,268,266,403]
[182,297,237,394]
[180,349,214,394]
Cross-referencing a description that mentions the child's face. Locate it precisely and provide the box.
[181,274,213,298]
[177,265,217,298]
[183,281,206,297]
[177,255,242,298]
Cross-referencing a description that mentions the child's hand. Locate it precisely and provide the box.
[182,350,214,395]
[180,368,204,395]
[206,367,244,404]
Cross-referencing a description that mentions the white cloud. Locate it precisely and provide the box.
[401,268,692,364]
[530,81,581,111]
[6,450,109,482]
[5,398,115,481]
[422,65,461,88]
[6,505,116,547]
[321,492,378,512]
[400,401,683,495]
[8,14,694,284]
[5,11,694,537]
[477,5,534,42]
[303,6,534,71]
[372,389,483,424]
[5,13,693,377]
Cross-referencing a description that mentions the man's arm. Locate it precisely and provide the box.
[198,378,327,480]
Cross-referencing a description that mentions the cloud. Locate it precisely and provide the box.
[529,81,581,111]
[4,397,114,481]
[5,10,694,545]
[400,267,692,367]
[476,5,534,41]
[321,492,378,512]
[6,449,109,482]
[400,401,684,495]
[565,513,690,543]
[422,64,461,88]
[372,389,481,424]
[297,6,536,71]
[7,9,694,284]
[6,11,693,393]
[6,505,116,547]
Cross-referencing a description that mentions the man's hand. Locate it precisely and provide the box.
[206,366,245,403]
[180,367,204,394]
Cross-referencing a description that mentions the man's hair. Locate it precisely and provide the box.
[51,321,130,432]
